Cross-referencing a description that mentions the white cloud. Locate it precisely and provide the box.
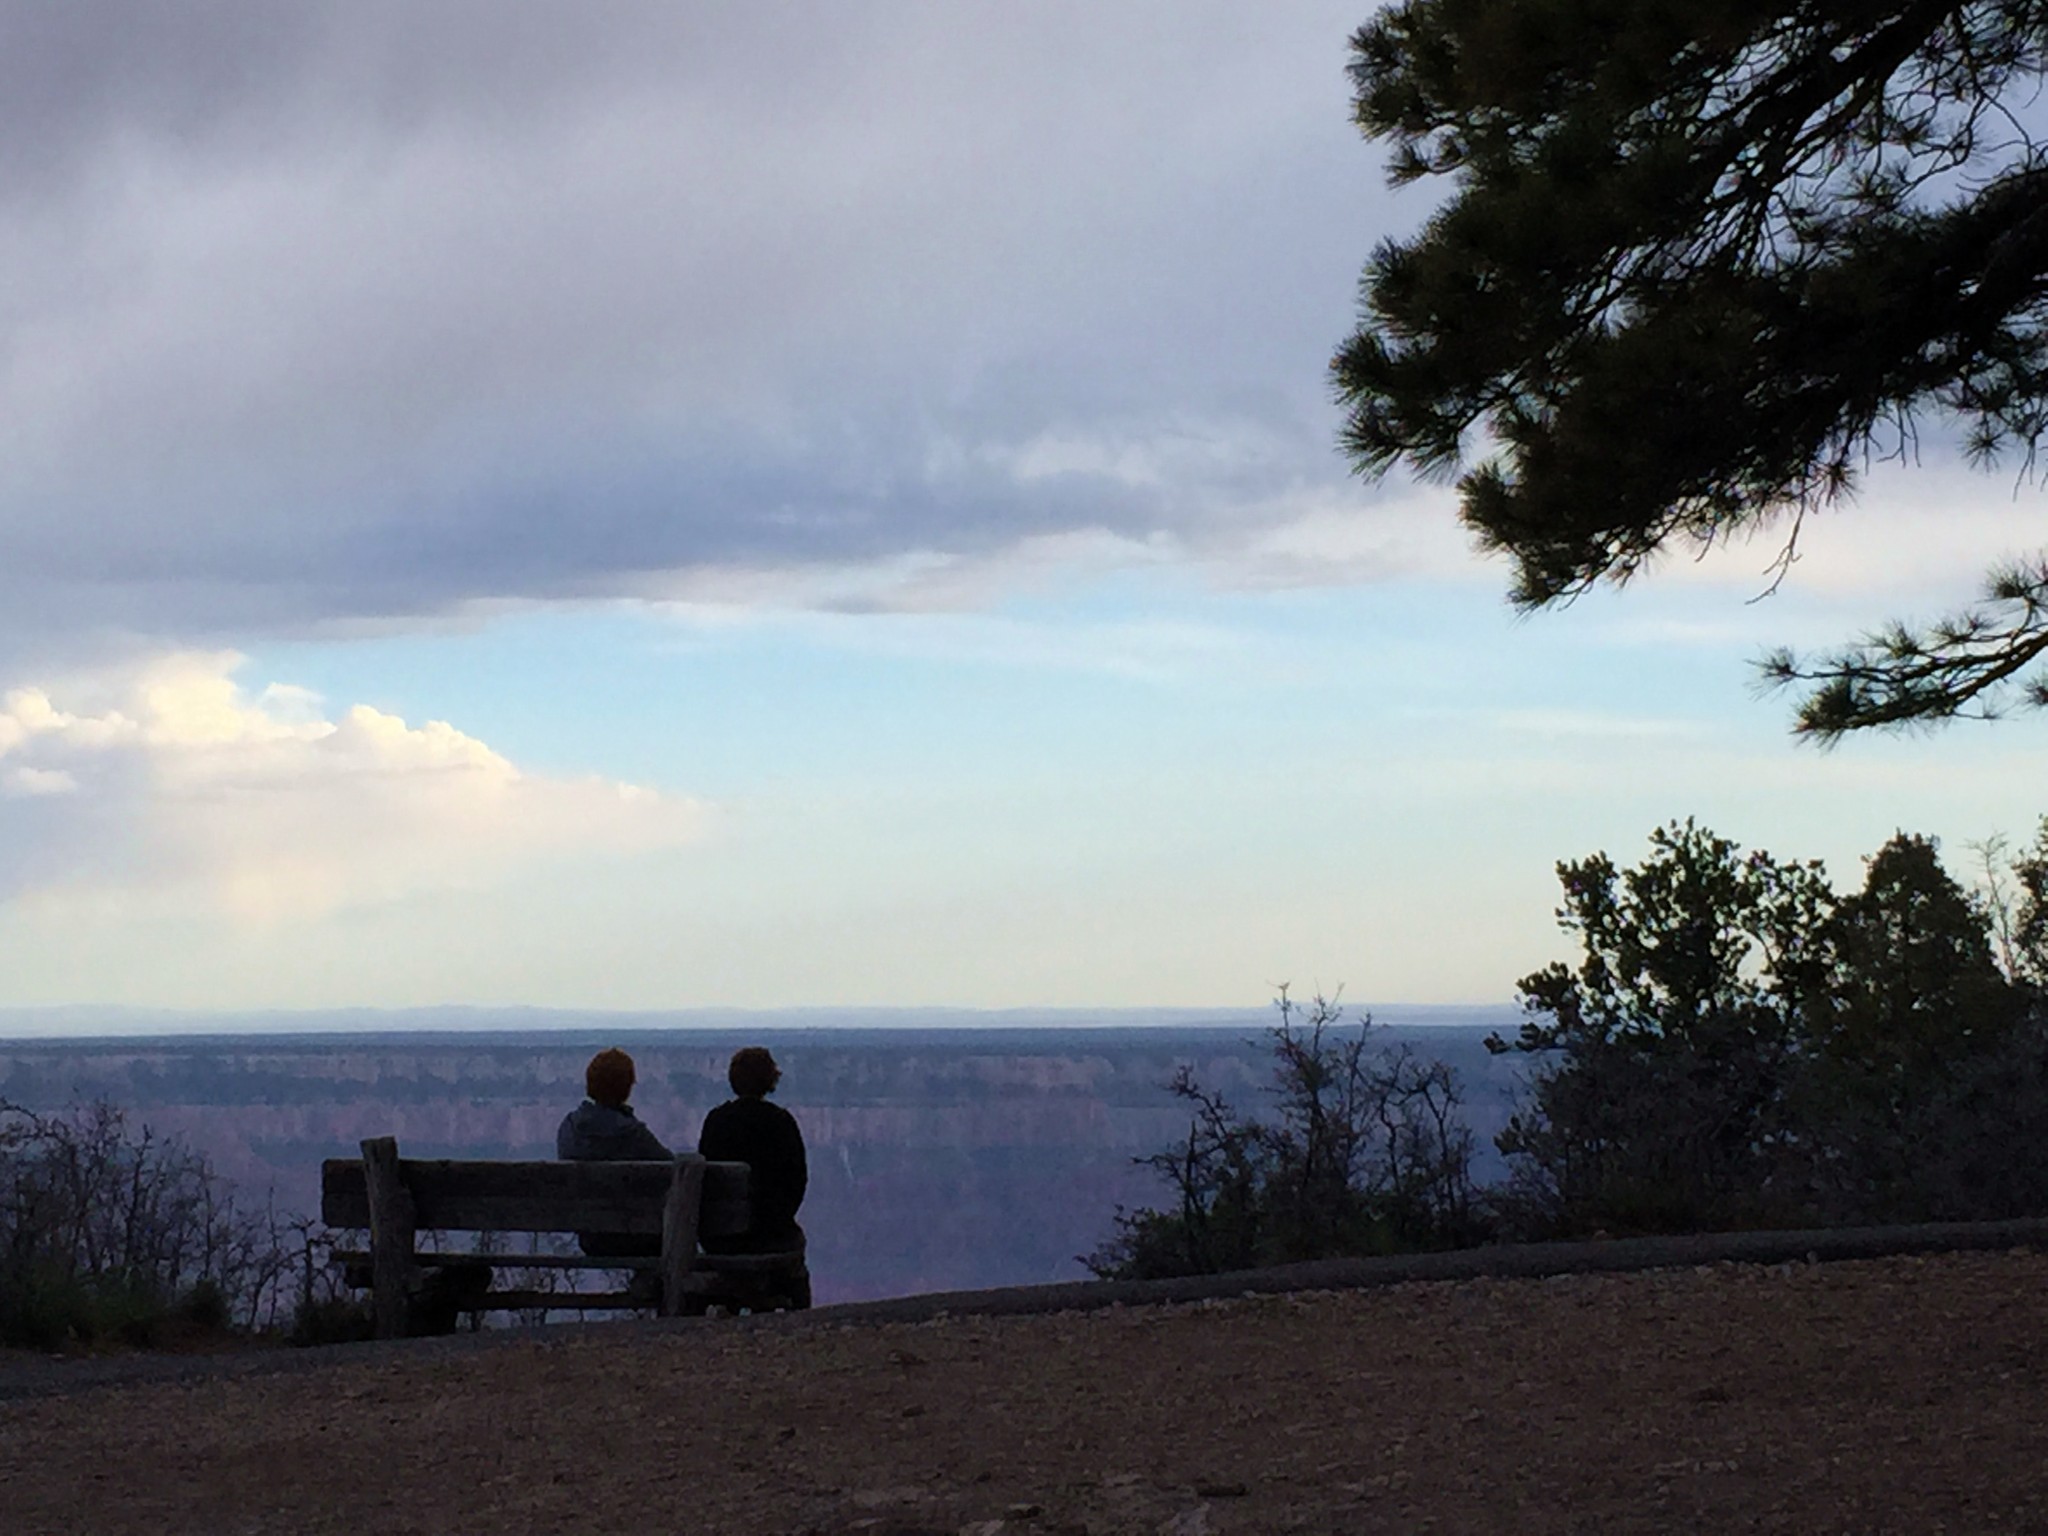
[0,652,701,920]
[1596,458,2045,602]
[1483,708,1706,742]
[3,767,77,798]
[1204,484,1490,590]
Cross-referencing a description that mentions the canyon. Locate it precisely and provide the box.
[0,1007,1521,1303]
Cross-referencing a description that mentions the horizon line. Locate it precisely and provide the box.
[0,999,1519,1043]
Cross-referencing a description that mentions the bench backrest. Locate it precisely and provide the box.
[321,1157,753,1239]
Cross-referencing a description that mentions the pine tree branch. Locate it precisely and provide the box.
[1760,556,2048,736]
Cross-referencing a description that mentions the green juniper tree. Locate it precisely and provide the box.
[1334,2,2048,736]
[1490,820,1835,1234]
[1799,832,2037,1219]
[1818,832,2019,1079]
[2012,818,2048,982]
[1497,819,2048,1235]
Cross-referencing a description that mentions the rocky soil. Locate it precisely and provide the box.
[5,1248,2047,1534]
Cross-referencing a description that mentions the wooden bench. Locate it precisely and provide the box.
[321,1137,809,1337]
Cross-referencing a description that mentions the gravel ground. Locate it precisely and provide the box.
[4,1248,2046,1534]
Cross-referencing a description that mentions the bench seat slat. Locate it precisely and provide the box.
[330,1249,659,1272]
[321,1158,751,1237]
[330,1247,802,1277]
[454,1278,777,1312]
[475,1290,651,1312]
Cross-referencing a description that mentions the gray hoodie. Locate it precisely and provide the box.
[556,1100,672,1162]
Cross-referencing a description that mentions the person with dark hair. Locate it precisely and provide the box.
[557,1047,672,1259]
[698,1047,808,1264]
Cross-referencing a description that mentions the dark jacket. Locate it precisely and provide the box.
[698,1096,807,1244]
[556,1100,671,1259]
[556,1100,672,1162]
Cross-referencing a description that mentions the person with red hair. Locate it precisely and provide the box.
[557,1047,672,1259]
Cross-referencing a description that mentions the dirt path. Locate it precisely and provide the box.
[6,1248,2047,1534]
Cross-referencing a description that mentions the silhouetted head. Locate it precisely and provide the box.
[727,1046,781,1099]
[585,1048,637,1108]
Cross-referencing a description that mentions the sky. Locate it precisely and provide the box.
[1,2,2044,1022]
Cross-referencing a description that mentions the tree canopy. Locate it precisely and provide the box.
[1333,2,2048,737]
[1494,819,2046,1233]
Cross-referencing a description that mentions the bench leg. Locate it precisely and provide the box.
[361,1137,418,1341]
[659,1154,706,1317]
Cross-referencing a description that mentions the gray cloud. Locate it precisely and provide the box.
[0,2,1395,660]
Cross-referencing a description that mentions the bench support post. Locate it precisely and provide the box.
[361,1136,417,1340]
[659,1154,706,1317]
